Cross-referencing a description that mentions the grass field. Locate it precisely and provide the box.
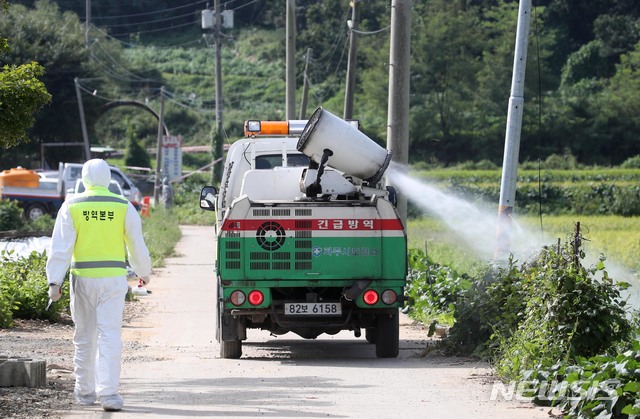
[407,214,640,276]
[522,215,640,273]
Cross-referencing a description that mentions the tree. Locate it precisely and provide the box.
[0,0,51,149]
[589,42,640,164]
[0,0,125,167]
[409,0,486,163]
[0,62,51,148]
[123,119,151,169]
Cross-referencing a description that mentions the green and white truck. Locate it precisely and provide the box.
[200,108,407,359]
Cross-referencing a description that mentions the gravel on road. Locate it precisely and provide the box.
[0,289,148,418]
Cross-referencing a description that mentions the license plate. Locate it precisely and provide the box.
[284,302,342,316]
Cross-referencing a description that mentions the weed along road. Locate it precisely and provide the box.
[61,225,549,419]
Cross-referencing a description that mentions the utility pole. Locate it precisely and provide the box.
[74,78,91,161]
[153,86,165,205]
[299,48,312,120]
[495,0,532,260]
[343,0,360,120]
[213,0,224,182]
[285,0,296,119]
[85,0,91,47]
[386,0,411,226]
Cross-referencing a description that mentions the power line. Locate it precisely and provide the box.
[91,25,205,49]
[89,52,154,84]
[90,0,252,22]
[350,26,390,35]
[78,78,156,101]
[89,0,264,45]
[92,41,163,83]
[76,81,124,103]
[315,4,351,64]
[97,10,199,28]
[164,93,216,114]
[109,19,198,37]
[77,78,215,116]
[332,33,350,78]
[231,0,262,12]
[91,0,209,21]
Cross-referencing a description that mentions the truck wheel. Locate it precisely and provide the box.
[25,204,47,221]
[365,327,376,344]
[216,284,223,342]
[217,283,242,359]
[220,339,242,359]
[375,311,399,358]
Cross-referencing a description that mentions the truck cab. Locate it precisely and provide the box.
[200,108,407,359]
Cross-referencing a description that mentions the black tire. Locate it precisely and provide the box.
[25,203,47,221]
[365,327,376,344]
[375,311,399,358]
[220,339,242,359]
[216,281,243,359]
[215,283,223,342]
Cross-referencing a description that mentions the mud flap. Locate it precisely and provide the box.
[221,314,246,341]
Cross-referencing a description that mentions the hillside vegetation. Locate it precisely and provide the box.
[1,0,640,170]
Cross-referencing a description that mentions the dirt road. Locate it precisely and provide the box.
[62,225,551,418]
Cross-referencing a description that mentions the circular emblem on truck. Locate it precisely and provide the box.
[256,221,286,251]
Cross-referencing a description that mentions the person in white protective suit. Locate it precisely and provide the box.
[46,159,151,412]
[161,176,173,209]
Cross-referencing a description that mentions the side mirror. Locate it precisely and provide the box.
[200,186,218,211]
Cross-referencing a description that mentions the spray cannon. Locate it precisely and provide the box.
[297,107,392,198]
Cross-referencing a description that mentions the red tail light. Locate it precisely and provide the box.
[363,290,379,305]
[248,290,264,305]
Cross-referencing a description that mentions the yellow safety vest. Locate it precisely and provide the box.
[68,186,129,277]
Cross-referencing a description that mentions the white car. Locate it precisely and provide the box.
[66,179,124,201]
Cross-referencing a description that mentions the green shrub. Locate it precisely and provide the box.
[124,135,151,169]
[474,159,499,170]
[444,257,529,355]
[405,248,472,326]
[19,214,55,234]
[611,185,640,216]
[441,225,632,373]
[410,168,640,216]
[0,250,70,327]
[494,246,631,380]
[0,189,185,327]
[142,208,182,267]
[0,259,18,327]
[0,199,24,230]
[524,342,640,417]
[172,172,209,207]
[169,172,216,225]
[453,160,498,170]
[621,155,640,169]
[545,152,579,170]
[411,160,443,171]
[182,153,211,170]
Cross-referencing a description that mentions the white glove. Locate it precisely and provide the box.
[48,284,62,302]
[140,276,150,286]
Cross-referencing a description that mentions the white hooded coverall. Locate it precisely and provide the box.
[46,159,151,400]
